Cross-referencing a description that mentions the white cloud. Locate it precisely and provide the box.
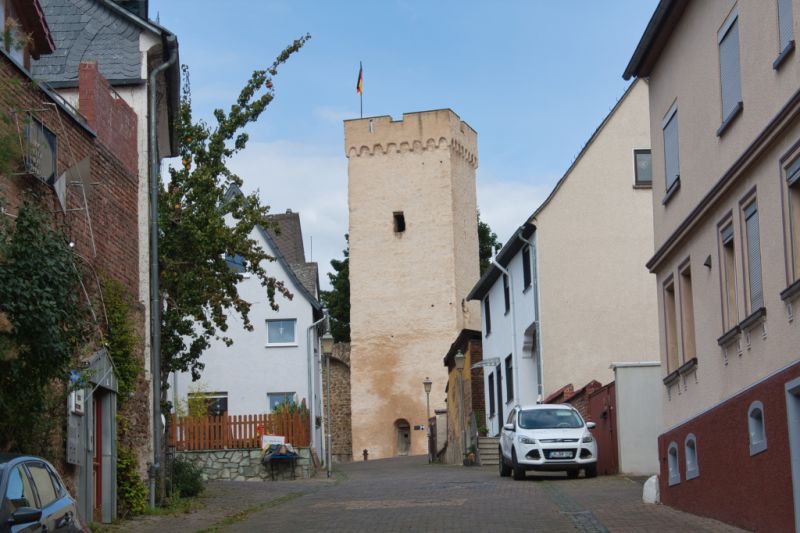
[227,141,349,291]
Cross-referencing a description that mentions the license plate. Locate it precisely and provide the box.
[550,451,572,458]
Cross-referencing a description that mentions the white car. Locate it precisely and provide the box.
[499,404,598,480]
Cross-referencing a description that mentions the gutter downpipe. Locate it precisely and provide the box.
[148,35,178,509]
[492,259,520,409]
[517,231,543,402]
[307,314,326,455]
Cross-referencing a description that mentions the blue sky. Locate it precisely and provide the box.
[152,0,658,289]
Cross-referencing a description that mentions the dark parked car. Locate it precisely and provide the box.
[0,454,86,532]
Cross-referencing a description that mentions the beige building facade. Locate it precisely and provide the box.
[344,109,481,459]
[533,79,658,394]
[625,1,800,530]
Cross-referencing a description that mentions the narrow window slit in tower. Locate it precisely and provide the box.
[393,211,405,233]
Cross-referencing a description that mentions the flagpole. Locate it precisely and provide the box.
[360,60,363,118]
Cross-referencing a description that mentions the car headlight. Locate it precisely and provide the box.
[518,436,537,445]
[582,434,594,443]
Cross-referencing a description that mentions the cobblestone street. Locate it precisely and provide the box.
[112,456,747,532]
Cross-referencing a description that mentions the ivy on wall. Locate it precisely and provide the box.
[0,197,93,454]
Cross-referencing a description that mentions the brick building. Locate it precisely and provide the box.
[1,26,142,525]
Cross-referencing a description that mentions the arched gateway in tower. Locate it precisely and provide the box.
[344,109,481,459]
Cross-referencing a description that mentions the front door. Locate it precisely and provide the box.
[786,377,800,533]
[496,364,503,431]
[395,420,410,456]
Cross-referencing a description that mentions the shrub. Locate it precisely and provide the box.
[169,456,204,498]
[116,446,147,518]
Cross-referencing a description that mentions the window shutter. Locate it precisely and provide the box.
[721,223,734,245]
[719,17,742,119]
[663,113,680,190]
[779,0,794,51]
[787,157,800,187]
[745,203,763,311]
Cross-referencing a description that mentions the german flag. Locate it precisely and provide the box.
[356,62,363,95]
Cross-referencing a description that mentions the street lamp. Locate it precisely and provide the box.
[321,328,334,478]
[454,351,466,465]
[423,377,432,463]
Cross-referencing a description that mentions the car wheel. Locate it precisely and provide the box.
[585,464,598,478]
[512,449,526,481]
[499,447,511,477]
[567,469,579,479]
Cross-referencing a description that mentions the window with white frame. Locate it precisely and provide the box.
[505,354,513,402]
[684,434,699,480]
[748,401,768,455]
[720,222,739,331]
[266,319,297,345]
[668,442,681,486]
[484,296,492,336]
[743,200,764,313]
[718,10,743,127]
[787,157,800,283]
[522,245,532,290]
[679,264,696,361]
[267,392,296,412]
[664,278,680,373]
[663,103,680,195]
[488,373,496,417]
[634,149,652,187]
[503,274,510,314]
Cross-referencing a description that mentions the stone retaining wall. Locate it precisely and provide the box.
[177,448,314,481]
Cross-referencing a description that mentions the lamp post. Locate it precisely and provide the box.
[423,377,432,463]
[454,350,466,465]
[320,328,335,478]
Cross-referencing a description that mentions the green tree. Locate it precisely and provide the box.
[478,211,502,275]
[320,235,349,342]
[158,35,309,396]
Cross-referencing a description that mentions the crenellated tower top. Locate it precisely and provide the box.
[344,108,478,168]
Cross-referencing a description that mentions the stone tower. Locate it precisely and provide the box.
[344,109,480,459]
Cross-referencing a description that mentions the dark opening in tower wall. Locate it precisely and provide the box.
[393,212,405,233]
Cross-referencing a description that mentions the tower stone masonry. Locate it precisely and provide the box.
[344,109,480,459]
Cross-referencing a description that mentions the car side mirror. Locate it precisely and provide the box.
[503,423,514,431]
[586,421,596,430]
[10,507,42,525]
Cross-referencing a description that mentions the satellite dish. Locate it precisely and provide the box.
[24,118,57,184]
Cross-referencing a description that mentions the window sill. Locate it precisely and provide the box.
[739,306,766,332]
[678,357,698,376]
[781,278,800,302]
[522,284,532,294]
[663,370,680,387]
[633,183,652,190]
[504,310,511,317]
[686,468,699,481]
[717,325,741,347]
[774,40,795,70]
[749,440,768,456]
[265,343,299,348]
[716,101,743,137]
[662,177,681,205]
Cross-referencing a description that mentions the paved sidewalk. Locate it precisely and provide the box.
[107,456,748,533]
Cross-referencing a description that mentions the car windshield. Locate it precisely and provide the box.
[518,408,583,429]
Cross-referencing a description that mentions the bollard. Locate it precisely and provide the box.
[362,449,369,461]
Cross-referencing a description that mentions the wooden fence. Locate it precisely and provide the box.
[169,413,311,451]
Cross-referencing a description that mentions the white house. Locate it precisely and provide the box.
[467,79,660,441]
[172,188,324,454]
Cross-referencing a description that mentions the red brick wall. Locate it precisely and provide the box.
[0,55,139,297]
[658,361,800,532]
[78,61,138,176]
